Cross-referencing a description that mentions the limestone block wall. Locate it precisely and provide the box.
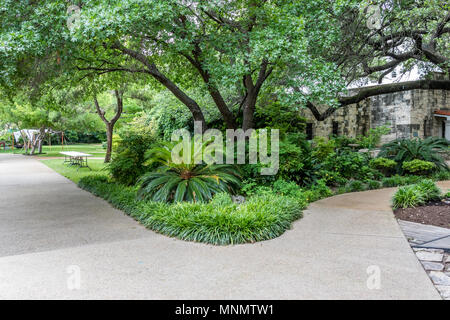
[411,89,450,138]
[299,100,370,139]
[298,85,450,142]
[370,91,414,144]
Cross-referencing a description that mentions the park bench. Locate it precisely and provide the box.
[60,151,92,170]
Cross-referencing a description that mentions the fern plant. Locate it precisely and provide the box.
[378,137,449,173]
[138,141,241,203]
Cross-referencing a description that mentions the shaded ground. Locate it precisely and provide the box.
[394,202,450,229]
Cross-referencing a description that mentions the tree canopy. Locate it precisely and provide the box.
[0,0,449,127]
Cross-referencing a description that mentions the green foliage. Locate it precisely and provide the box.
[392,179,441,209]
[432,170,450,181]
[302,179,333,202]
[392,185,426,209]
[370,157,397,176]
[402,159,435,175]
[319,149,377,184]
[346,180,366,192]
[78,176,303,245]
[138,142,241,203]
[312,137,336,161]
[272,179,302,197]
[367,179,382,190]
[381,175,422,188]
[254,100,306,135]
[370,157,397,170]
[108,121,156,185]
[379,137,449,173]
[416,179,441,201]
[356,126,390,149]
[278,133,319,186]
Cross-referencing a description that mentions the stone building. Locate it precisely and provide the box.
[300,81,450,144]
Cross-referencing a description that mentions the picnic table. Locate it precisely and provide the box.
[60,151,92,170]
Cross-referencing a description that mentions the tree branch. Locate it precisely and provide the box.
[307,79,450,121]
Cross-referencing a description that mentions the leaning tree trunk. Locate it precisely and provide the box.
[93,90,124,163]
[104,123,114,163]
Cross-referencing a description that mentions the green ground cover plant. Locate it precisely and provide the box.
[78,176,303,245]
[392,179,442,209]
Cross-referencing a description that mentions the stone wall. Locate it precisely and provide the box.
[411,89,450,139]
[298,99,370,139]
[299,87,450,142]
[370,91,414,144]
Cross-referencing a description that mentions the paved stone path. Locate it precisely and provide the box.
[412,248,450,299]
[398,220,450,250]
[0,154,445,299]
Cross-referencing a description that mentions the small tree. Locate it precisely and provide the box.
[93,90,124,163]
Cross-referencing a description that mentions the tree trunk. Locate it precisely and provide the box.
[105,124,113,163]
[38,126,45,154]
[93,90,124,163]
[242,91,258,131]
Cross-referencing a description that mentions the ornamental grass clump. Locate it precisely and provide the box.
[392,179,441,209]
[79,176,303,245]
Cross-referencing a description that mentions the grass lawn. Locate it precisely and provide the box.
[0,143,106,158]
[41,158,108,183]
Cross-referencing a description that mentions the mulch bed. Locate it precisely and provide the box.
[394,200,450,229]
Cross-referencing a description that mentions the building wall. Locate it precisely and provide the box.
[411,89,450,139]
[370,91,414,144]
[299,87,450,142]
[299,99,370,139]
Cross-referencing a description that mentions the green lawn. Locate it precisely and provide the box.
[0,143,106,158]
[41,158,108,183]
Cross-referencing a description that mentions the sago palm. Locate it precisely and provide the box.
[378,137,449,173]
[138,141,241,203]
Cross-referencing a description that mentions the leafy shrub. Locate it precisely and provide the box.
[356,126,390,149]
[370,157,397,176]
[278,133,320,185]
[138,142,241,203]
[416,179,441,201]
[302,179,332,202]
[78,176,303,245]
[272,179,302,197]
[108,123,156,185]
[433,170,450,181]
[392,185,426,209]
[332,135,358,150]
[319,149,375,182]
[318,169,348,186]
[379,137,449,173]
[402,159,435,175]
[254,99,306,135]
[346,180,366,192]
[381,175,422,187]
[392,179,442,209]
[367,179,382,190]
[312,137,336,161]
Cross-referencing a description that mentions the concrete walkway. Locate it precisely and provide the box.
[0,154,445,299]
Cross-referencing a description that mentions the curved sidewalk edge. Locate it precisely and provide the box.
[0,154,445,299]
